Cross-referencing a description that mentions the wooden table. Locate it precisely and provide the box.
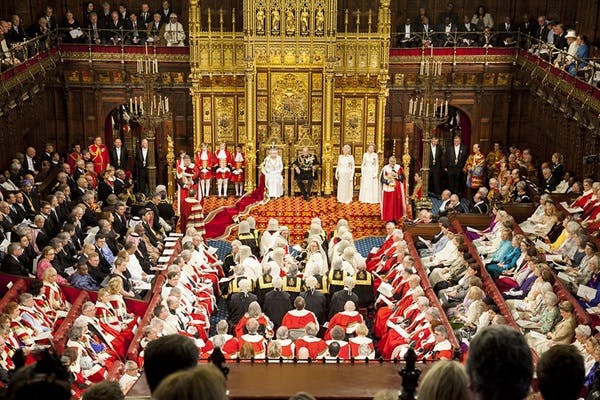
[127,362,420,399]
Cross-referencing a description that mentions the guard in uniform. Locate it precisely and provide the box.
[293,147,319,200]
[283,266,303,303]
[254,266,274,306]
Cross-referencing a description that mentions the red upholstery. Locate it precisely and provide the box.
[0,279,27,312]
[52,291,90,354]
[125,274,165,362]
[405,232,461,352]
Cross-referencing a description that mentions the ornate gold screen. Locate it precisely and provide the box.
[188,0,391,195]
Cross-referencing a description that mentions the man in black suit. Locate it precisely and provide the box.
[158,1,174,24]
[22,147,39,176]
[437,2,458,26]
[498,16,514,43]
[458,15,477,47]
[436,17,457,47]
[429,136,443,196]
[145,192,163,233]
[541,167,559,193]
[396,17,417,48]
[41,6,57,31]
[135,138,150,195]
[518,14,534,36]
[112,202,129,241]
[139,3,153,28]
[419,16,434,46]
[113,169,128,197]
[109,138,129,171]
[533,16,549,43]
[444,135,468,195]
[5,14,26,46]
[98,1,113,29]
[117,3,130,23]
[551,23,568,59]
[125,13,146,45]
[107,11,125,45]
[1,243,30,276]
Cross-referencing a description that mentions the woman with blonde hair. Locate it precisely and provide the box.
[153,364,228,400]
[418,360,469,400]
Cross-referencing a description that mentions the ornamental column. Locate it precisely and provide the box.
[322,58,335,195]
[244,58,257,192]
[189,0,202,150]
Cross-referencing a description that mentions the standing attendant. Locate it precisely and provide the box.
[135,139,150,195]
[109,138,129,171]
[336,145,355,204]
[380,156,407,222]
[214,143,232,198]
[89,136,110,174]
[262,147,284,199]
[464,143,485,198]
[444,135,467,195]
[359,144,380,204]
[429,136,443,196]
[195,143,214,198]
[176,154,199,216]
[231,145,246,197]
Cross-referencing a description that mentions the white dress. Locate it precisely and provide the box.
[359,152,380,203]
[336,154,355,204]
[262,155,284,198]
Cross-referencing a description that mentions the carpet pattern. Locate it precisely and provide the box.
[243,197,385,243]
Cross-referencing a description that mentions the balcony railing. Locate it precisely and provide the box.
[1,31,57,73]
[390,30,600,89]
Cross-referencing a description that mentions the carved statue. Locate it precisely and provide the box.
[256,7,265,34]
[300,7,309,35]
[315,7,324,35]
[285,8,295,35]
[271,8,280,34]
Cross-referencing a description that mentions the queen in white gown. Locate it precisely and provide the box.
[336,145,355,204]
[262,148,284,198]
[359,144,380,203]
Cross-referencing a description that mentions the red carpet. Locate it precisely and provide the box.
[203,182,266,239]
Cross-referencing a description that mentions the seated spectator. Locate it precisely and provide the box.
[84,381,125,400]
[577,255,600,308]
[153,364,227,400]
[238,318,267,359]
[144,334,200,393]
[1,242,32,276]
[466,325,533,400]
[270,326,295,359]
[209,320,239,359]
[294,322,327,359]
[527,301,577,355]
[69,260,100,290]
[234,301,273,339]
[418,360,469,400]
[348,323,374,359]
[281,296,319,336]
[485,233,523,280]
[537,344,585,400]
[325,325,350,360]
[41,266,71,319]
[324,300,363,339]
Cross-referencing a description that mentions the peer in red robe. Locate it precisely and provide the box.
[380,156,407,223]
